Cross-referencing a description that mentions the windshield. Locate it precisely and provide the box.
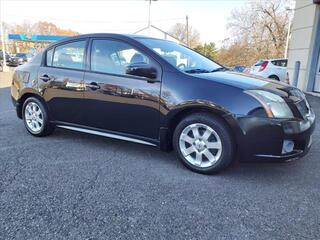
[137,38,222,73]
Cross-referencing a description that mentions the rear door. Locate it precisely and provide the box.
[82,38,162,140]
[38,39,88,124]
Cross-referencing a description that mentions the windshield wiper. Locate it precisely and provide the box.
[210,67,228,72]
[184,68,210,74]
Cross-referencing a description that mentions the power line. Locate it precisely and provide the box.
[4,15,185,24]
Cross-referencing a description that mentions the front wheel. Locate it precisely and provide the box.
[22,97,55,137]
[173,113,235,174]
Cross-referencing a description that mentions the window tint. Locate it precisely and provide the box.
[282,60,288,67]
[46,48,53,66]
[52,41,86,70]
[91,39,149,75]
[138,38,221,72]
[271,60,287,67]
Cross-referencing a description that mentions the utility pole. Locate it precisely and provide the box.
[0,0,9,72]
[148,0,152,28]
[284,7,294,58]
[284,19,291,58]
[186,15,189,47]
[147,0,158,28]
[147,0,158,36]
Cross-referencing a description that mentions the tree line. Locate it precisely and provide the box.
[169,0,293,67]
[3,0,291,67]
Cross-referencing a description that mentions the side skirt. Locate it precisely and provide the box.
[55,123,159,147]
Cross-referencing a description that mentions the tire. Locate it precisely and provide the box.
[173,113,235,174]
[22,97,55,137]
[269,75,280,81]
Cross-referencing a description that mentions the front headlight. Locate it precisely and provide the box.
[245,90,294,118]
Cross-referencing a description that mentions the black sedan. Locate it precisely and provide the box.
[0,51,12,65]
[8,53,33,66]
[11,34,315,174]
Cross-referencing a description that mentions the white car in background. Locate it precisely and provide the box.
[250,58,288,82]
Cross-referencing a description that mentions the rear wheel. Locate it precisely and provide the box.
[22,97,54,137]
[173,113,235,174]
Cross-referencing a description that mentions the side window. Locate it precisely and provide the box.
[271,60,287,67]
[281,60,288,67]
[52,41,86,70]
[90,39,149,76]
[46,48,53,66]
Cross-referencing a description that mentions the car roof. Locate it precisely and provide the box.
[55,33,167,43]
[267,58,288,61]
[45,33,170,50]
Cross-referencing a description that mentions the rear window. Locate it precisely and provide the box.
[271,60,287,67]
[50,41,86,70]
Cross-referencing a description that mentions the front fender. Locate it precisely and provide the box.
[162,99,229,127]
[158,99,245,152]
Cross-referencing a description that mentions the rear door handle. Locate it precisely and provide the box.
[86,82,100,90]
[39,74,51,82]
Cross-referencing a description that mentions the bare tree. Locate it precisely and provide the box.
[169,23,200,48]
[12,21,79,36]
[3,21,79,53]
[219,0,293,66]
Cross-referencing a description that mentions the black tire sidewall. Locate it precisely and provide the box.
[173,113,234,174]
[269,75,280,81]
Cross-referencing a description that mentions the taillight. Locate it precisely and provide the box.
[259,61,268,72]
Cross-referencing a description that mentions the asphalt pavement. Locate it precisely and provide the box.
[0,86,319,240]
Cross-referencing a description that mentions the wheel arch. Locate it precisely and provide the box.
[268,74,280,81]
[17,91,46,119]
[160,103,242,152]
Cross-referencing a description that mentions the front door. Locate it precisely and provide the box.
[38,40,87,124]
[82,38,161,140]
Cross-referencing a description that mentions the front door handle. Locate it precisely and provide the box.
[39,74,51,82]
[86,82,100,90]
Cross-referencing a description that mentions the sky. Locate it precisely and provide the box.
[1,0,248,47]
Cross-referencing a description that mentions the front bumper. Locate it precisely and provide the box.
[235,110,315,162]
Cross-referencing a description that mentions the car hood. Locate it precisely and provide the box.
[196,71,300,100]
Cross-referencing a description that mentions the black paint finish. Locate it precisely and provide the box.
[11,33,315,161]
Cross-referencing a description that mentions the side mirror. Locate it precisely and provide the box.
[126,63,157,80]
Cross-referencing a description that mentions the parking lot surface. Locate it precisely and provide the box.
[0,85,319,239]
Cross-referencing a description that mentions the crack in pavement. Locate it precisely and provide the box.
[56,145,120,237]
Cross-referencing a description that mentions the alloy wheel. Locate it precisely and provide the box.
[179,123,222,168]
[24,102,44,133]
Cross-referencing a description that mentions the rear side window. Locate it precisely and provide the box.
[51,41,86,70]
[46,48,53,66]
[282,60,287,67]
[271,60,287,67]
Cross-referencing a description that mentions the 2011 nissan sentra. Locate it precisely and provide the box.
[11,33,315,174]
